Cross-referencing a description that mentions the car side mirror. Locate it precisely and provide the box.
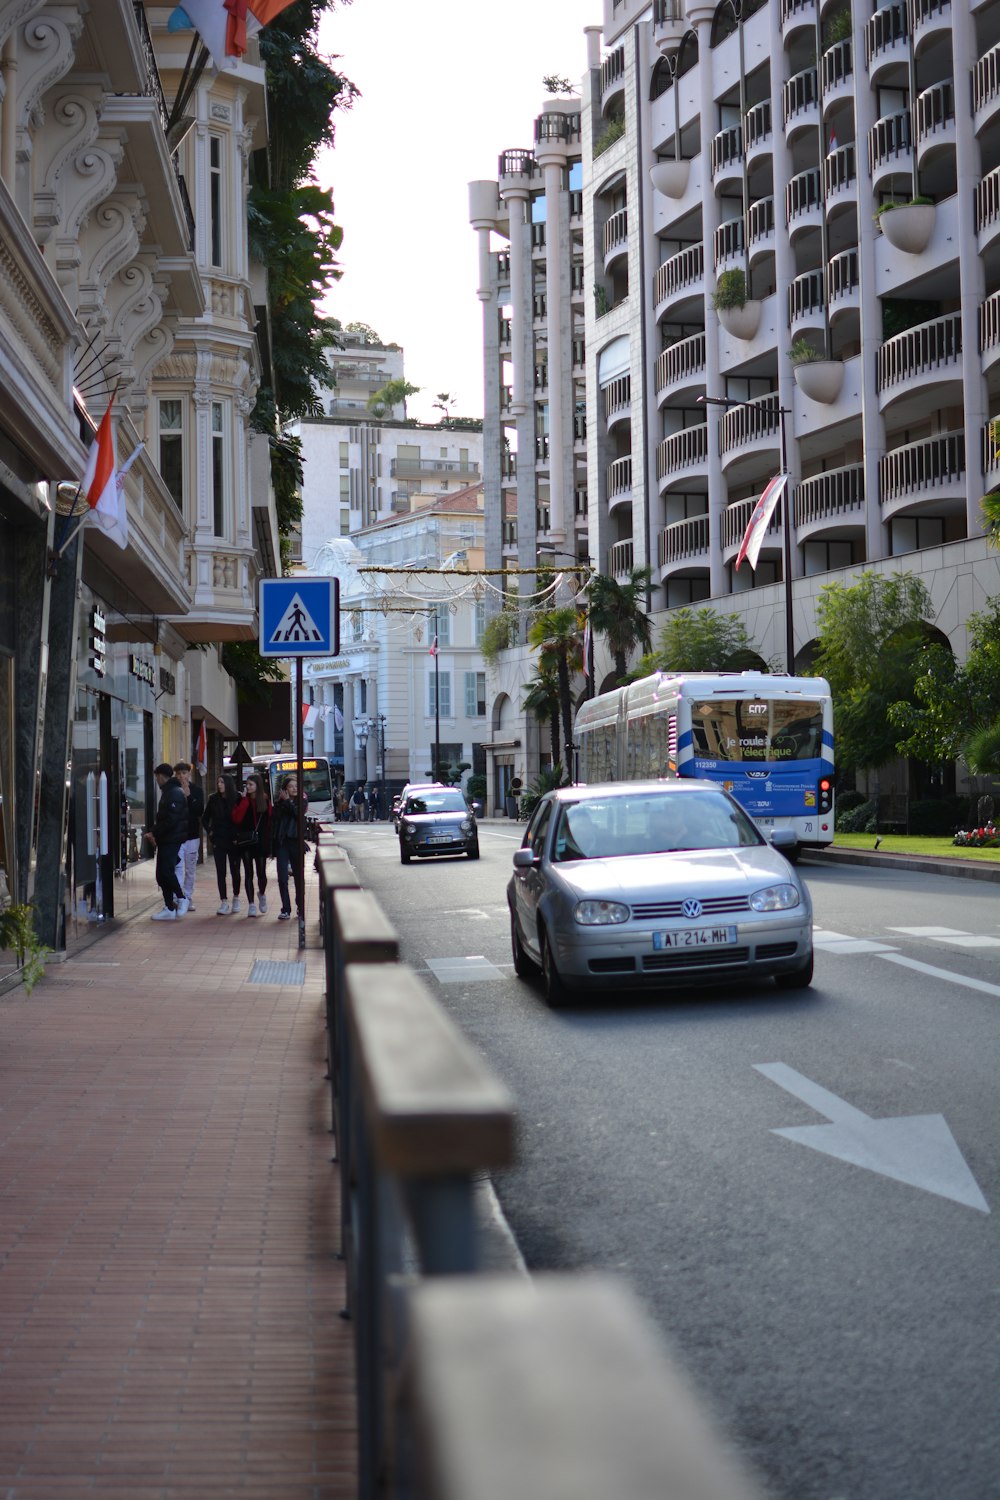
[512,847,539,870]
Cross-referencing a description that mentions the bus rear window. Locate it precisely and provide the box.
[690,700,824,763]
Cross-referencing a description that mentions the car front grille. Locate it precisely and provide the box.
[631,895,750,920]
[643,947,751,971]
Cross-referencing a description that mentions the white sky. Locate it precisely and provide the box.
[314,0,597,425]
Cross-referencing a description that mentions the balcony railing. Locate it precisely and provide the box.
[603,373,631,419]
[745,99,772,149]
[502,519,517,547]
[609,538,635,576]
[720,394,780,451]
[910,0,950,28]
[535,112,581,143]
[865,2,907,68]
[607,456,633,499]
[821,39,852,91]
[601,44,625,96]
[570,190,584,217]
[575,486,588,519]
[877,312,962,391]
[879,431,966,504]
[974,43,1000,114]
[500,450,517,479]
[782,67,818,125]
[824,143,856,196]
[659,513,710,565]
[496,250,510,280]
[573,336,586,366]
[915,79,954,140]
[536,503,550,533]
[714,217,744,267]
[574,413,587,442]
[531,223,546,251]
[976,164,1000,233]
[657,424,709,478]
[747,196,775,245]
[868,112,911,175]
[532,294,548,320]
[499,149,537,180]
[390,458,481,478]
[535,434,549,462]
[603,208,629,258]
[828,247,859,301]
[789,269,826,322]
[983,422,1000,477]
[786,168,822,222]
[723,495,781,550]
[794,463,865,527]
[711,125,743,177]
[655,333,706,393]
[498,315,511,345]
[534,363,548,390]
[654,243,704,304]
[781,0,814,23]
[979,289,1000,355]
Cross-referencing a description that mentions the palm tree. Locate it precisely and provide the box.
[982,490,1000,549]
[523,665,562,766]
[527,606,583,763]
[586,566,653,685]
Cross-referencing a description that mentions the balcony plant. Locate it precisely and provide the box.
[711,268,761,340]
[789,337,844,402]
[594,117,626,157]
[874,195,936,254]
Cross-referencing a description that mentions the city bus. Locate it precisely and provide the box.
[573,672,834,852]
[250,754,337,823]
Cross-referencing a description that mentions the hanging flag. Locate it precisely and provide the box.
[735,473,788,572]
[81,400,130,550]
[582,619,592,678]
[429,635,438,658]
[169,0,299,70]
[301,703,319,731]
[828,124,837,155]
[194,720,208,776]
[333,704,345,732]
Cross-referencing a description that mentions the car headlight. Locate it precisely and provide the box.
[460,819,472,833]
[401,821,417,837]
[575,899,630,926]
[749,883,801,912]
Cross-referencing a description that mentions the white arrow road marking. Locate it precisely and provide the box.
[754,1062,990,1213]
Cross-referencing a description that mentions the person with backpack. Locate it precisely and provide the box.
[231,773,271,917]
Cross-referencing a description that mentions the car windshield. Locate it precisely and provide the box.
[405,790,468,815]
[552,791,762,861]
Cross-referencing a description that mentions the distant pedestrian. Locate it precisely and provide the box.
[232,774,271,917]
[203,774,242,914]
[368,784,380,821]
[271,774,308,921]
[145,763,188,920]
[173,761,204,912]
[349,784,366,822]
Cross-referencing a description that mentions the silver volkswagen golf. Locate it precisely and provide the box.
[507,781,813,1006]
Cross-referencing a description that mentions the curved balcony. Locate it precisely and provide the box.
[983,422,1000,489]
[979,288,1000,372]
[721,494,782,557]
[976,164,1000,250]
[499,149,537,191]
[747,196,775,258]
[910,0,953,49]
[711,125,744,185]
[915,80,955,158]
[824,143,857,209]
[879,431,967,519]
[828,248,859,317]
[535,433,549,463]
[655,333,706,403]
[789,269,826,330]
[780,0,817,36]
[609,538,635,579]
[603,373,631,425]
[876,312,962,404]
[974,43,1000,135]
[865,2,908,79]
[496,249,511,283]
[821,39,853,97]
[657,424,709,487]
[794,463,866,540]
[500,449,518,481]
[720,394,781,469]
[574,413,587,445]
[603,208,629,267]
[532,293,548,323]
[658,513,710,571]
[536,502,551,535]
[868,112,912,189]
[607,455,633,512]
[745,100,772,159]
[714,217,744,269]
[601,44,626,110]
[653,243,704,316]
[786,168,823,233]
[498,314,511,349]
[782,68,819,133]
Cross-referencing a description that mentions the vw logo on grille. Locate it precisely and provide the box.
[682,898,702,919]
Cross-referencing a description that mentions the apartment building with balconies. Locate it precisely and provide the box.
[0,0,279,964]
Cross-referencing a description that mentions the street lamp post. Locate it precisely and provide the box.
[698,394,795,673]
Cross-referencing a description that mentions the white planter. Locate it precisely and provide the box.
[716,300,762,341]
[792,360,844,404]
[878,203,936,254]
[649,160,690,198]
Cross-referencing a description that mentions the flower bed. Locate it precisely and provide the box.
[953,824,1000,849]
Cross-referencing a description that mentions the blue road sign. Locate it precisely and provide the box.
[259,577,340,657]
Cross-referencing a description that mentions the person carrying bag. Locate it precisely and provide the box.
[231,773,271,917]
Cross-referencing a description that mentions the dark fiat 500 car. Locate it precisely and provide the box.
[507,781,813,1006]
[398,787,480,863]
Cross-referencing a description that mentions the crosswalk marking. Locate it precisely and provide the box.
[888,926,1000,948]
[813,928,898,955]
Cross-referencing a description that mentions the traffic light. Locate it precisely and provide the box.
[817,776,833,813]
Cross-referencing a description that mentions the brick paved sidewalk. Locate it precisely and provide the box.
[0,861,356,1498]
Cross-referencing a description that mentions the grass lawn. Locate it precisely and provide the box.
[833,832,1000,863]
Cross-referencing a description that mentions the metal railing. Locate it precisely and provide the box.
[745,100,772,150]
[390,458,481,478]
[915,79,954,139]
[781,0,814,23]
[535,111,581,142]
[794,464,865,527]
[714,217,745,266]
[720,393,780,451]
[654,243,703,305]
[976,164,1000,233]
[828,248,859,301]
[789,268,826,323]
[601,44,626,96]
[574,413,587,442]
[655,333,706,393]
[658,513,710,564]
[824,143,856,196]
[747,196,774,245]
[879,431,966,503]
[979,289,1000,354]
[711,125,743,177]
[607,456,633,499]
[499,149,537,179]
[609,537,635,575]
[876,312,962,391]
[865,2,907,68]
[603,374,631,419]
[657,424,708,478]
[723,495,781,549]
[786,168,822,222]
[868,112,911,175]
[821,38,852,91]
[983,420,1000,477]
[531,223,546,250]
[782,67,818,125]
[973,42,1000,113]
[603,208,629,259]
[909,0,950,28]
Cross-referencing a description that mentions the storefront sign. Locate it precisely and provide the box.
[129,654,154,687]
[90,607,107,677]
[159,667,176,696]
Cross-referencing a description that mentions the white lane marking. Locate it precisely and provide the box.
[888,926,970,936]
[888,926,1000,947]
[877,951,1000,998]
[754,1063,990,1213]
[816,938,899,954]
[426,956,505,984]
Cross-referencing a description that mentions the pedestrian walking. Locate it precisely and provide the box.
[349,783,366,822]
[145,763,188,920]
[271,774,308,921]
[368,784,380,821]
[203,773,242,913]
[231,773,271,917]
[173,761,204,911]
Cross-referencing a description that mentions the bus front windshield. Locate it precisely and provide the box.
[690,699,825,764]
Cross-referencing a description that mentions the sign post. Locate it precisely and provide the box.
[260,578,339,949]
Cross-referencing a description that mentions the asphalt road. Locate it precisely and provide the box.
[333,820,1000,1500]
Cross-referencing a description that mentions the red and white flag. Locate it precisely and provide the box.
[82,399,131,550]
[169,0,299,71]
[194,720,208,776]
[429,635,438,658]
[735,473,788,572]
[301,703,319,731]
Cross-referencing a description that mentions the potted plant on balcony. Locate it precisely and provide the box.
[711,268,761,340]
[874,195,936,254]
[789,337,844,403]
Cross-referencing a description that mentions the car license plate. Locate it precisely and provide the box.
[425,835,452,845]
[653,926,737,950]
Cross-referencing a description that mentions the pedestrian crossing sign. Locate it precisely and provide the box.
[259,577,340,657]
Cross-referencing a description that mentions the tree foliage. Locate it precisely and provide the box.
[814,571,935,772]
[586,567,653,684]
[523,665,562,766]
[527,606,583,764]
[368,378,419,417]
[633,606,765,677]
[480,608,518,664]
[889,599,1000,770]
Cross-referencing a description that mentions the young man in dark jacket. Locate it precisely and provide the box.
[145,763,189,920]
[174,761,205,912]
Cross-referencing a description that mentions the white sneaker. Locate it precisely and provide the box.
[231,897,241,914]
[186,902,196,913]
[258,894,268,915]
[176,897,190,917]
[151,907,177,922]
[217,901,230,915]
[247,903,257,918]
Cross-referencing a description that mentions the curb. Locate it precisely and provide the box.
[799,846,1000,883]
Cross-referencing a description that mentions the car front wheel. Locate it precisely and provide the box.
[774,948,813,989]
[510,906,538,978]
[400,844,411,865]
[467,840,480,860]
[541,928,569,1008]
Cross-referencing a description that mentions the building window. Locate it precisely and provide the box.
[432,605,452,648]
[429,670,451,717]
[209,135,223,268]
[340,509,351,536]
[211,402,226,537]
[465,671,486,717]
[340,442,349,466]
[474,599,486,643]
[158,400,183,509]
